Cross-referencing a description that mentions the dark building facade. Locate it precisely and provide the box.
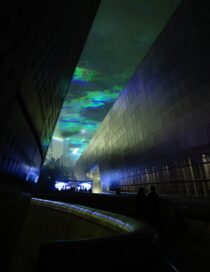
[0,0,100,186]
[75,0,210,196]
[0,2,100,269]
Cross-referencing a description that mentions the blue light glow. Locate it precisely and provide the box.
[26,167,40,183]
[55,182,67,191]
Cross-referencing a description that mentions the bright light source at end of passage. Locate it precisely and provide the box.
[52,137,64,142]
[72,148,79,155]
[80,129,87,134]
[55,181,67,191]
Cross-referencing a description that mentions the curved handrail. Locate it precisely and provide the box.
[31,198,162,271]
[12,197,179,271]
[32,197,158,237]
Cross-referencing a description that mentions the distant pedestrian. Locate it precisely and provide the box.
[135,187,147,220]
[147,185,159,225]
[115,188,121,195]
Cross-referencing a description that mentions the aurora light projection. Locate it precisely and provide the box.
[47,0,181,163]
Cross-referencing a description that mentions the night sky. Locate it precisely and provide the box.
[49,0,181,162]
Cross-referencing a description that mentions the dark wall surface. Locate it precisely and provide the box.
[0,2,100,270]
[0,0,100,185]
[75,0,210,196]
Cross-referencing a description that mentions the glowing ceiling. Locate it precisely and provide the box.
[49,0,181,163]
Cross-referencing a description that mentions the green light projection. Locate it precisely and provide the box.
[73,67,98,82]
[52,79,122,160]
[48,0,181,163]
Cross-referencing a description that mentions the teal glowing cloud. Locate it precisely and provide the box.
[52,85,118,161]
[47,0,181,164]
[73,66,98,82]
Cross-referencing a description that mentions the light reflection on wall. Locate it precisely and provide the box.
[86,164,101,193]
[26,166,40,183]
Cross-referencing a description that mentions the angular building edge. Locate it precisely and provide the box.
[75,0,210,197]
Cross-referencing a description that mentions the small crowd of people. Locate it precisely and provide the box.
[135,185,159,225]
[68,187,92,193]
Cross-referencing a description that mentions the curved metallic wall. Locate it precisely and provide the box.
[75,0,210,196]
[0,0,100,185]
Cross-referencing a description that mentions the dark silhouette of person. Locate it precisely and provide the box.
[70,186,75,192]
[135,187,147,220]
[115,188,121,195]
[147,185,159,225]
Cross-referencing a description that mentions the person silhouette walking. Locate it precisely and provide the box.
[147,185,159,225]
[135,187,147,220]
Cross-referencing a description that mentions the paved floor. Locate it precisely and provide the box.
[33,192,210,271]
[148,208,210,272]
[98,195,210,271]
